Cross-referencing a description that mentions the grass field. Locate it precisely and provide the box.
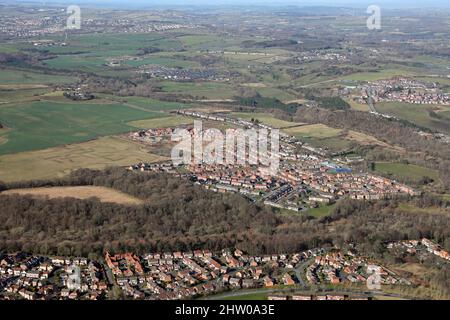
[160,81,237,100]
[283,124,342,139]
[0,69,73,85]
[2,186,143,205]
[129,115,194,129]
[44,54,107,72]
[346,99,370,112]
[42,33,182,55]
[232,112,304,128]
[124,56,200,69]
[374,162,439,182]
[0,100,164,155]
[38,33,188,74]
[283,124,404,153]
[0,136,166,182]
[119,96,190,112]
[376,102,450,134]
[345,130,404,152]
[254,87,297,101]
[307,204,336,218]
[340,68,416,82]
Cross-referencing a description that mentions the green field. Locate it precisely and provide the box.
[119,96,190,112]
[284,124,343,139]
[346,99,370,112]
[124,56,200,69]
[42,33,182,55]
[376,102,450,134]
[374,162,439,182]
[0,87,51,104]
[0,101,163,155]
[0,69,73,85]
[44,54,108,72]
[253,87,296,101]
[160,81,237,100]
[340,68,416,82]
[37,33,190,74]
[232,112,304,128]
[129,115,194,129]
[307,204,336,218]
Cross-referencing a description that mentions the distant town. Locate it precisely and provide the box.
[127,110,419,213]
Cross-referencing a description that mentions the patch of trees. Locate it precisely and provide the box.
[136,47,162,55]
[312,65,357,78]
[0,169,449,263]
[63,91,95,101]
[241,39,297,49]
[0,52,35,66]
[0,168,285,257]
[233,93,298,113]
[305,95,350,110]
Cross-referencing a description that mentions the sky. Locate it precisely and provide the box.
[10,0,450,9]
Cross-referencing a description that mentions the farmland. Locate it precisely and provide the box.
[129,115,194,129]
[2,186,143,205]
[159,81,237,100]
[0,136,166,182]
[115,96,190,112]
[0,100,164,155]
[374,162,439,183]
[375,102,450,134]
[0,69,73,85]
[232,112,304,128]
[284,124,343,139]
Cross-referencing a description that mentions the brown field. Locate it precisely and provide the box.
[2,186,143,205]
[195,99,235,104]
[242,83,267,88]
[0,84,49,90]
[187,106,233,113]
[284,99,308,104]
[0,136,167,182]
[344,130,405,153]
[346,98,370,112]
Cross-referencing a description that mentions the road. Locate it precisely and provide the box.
[293,257,314,287]
[366,87,377,112]
[202,287,412,300]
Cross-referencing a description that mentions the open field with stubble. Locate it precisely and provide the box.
[0,136,166,182]
[283,124,343,139]
[2,186,143,205]
[232,112,305,128]
[129,115,195,129]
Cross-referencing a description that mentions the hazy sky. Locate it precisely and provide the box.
[11,0,450,9]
